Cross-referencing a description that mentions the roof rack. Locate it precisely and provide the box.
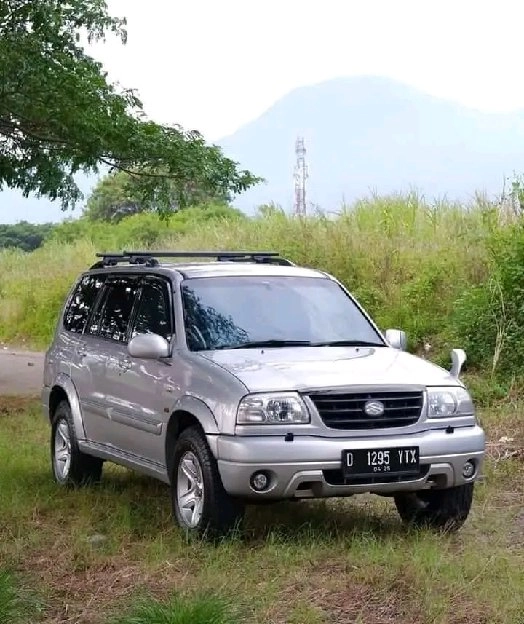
[89,250,295,270]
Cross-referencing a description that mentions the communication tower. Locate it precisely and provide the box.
[293,136,308,215]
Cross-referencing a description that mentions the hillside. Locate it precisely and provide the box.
[219,75,524,212]
[3,75,524,222]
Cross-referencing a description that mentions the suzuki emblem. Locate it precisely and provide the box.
[364,400,385,417]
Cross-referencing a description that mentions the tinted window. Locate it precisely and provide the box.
[181,276,383,351]
[131,280,172,341]
[63,274,105,333]
[95,277,140,343]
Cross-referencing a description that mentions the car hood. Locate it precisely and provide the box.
[199,346,460,393]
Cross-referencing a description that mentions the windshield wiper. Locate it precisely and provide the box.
[310,339,385,347]
[214,339,386,350]
[226,339,313,349]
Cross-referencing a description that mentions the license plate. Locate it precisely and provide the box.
[341,446,420,478]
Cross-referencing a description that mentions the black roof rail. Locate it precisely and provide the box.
[90,250,294,269]
[89,252,160,270]
[123,250,295,266]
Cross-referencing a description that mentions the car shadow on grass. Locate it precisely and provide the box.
[242,497,405,543]
[19,467,409,545]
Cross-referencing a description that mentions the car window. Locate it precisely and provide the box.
[181,275,383,351]
[90,276,140,343]
[63,274,105,334]
[130,280,172,341]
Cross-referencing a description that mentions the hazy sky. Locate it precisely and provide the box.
[92,0,524,140]
[3,0,524,223]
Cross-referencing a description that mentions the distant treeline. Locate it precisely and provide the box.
[0,221,55,252]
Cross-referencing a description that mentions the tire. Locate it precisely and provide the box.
[394,483,474,532]
[171,426,245,538]
[51,400,103,487]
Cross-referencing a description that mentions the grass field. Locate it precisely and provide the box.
[1,396,522,624]
[0,195,505,357]
[1,196,523,622]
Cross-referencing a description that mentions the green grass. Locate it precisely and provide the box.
[0,194,501,354]
[1,193,524,621]
[108,594,239,624]
[1,397,522,624]
[0,568,42,624]
[0,570,22,624]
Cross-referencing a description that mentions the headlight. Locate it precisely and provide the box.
[427,386,474,418]
[237,392,310,424]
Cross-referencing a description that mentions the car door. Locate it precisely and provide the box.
[63,272,108,442]
[103,275,176,465]
[81,273,142,449]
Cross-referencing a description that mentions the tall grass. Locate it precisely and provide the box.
[0,192,517,375]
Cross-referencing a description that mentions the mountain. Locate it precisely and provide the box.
[3,75,524,223]
[219,75,524,212]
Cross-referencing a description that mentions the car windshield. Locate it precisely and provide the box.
[181,275,384,352]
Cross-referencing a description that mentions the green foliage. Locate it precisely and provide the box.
[0,1,260,214]
[0,205,247,346]
[0,570,19,624]
[0,191,520,384]
[454,223,524,376]
[0,570,40,624]
[109,593,239,624]
[49,204,247,249]
[0,220,54,251]
[83,171,236,222]
[83,171,147,222]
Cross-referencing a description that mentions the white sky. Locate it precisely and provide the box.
[3,0,524,224]
[90,0,524,141]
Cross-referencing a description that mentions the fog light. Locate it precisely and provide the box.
[250,471,270,492]
[462,460,475,478]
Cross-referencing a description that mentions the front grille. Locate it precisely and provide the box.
[308,390,424,430]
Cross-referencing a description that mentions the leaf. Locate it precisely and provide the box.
[0,0,262,215]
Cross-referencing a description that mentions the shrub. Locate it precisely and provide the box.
[109,593,239,624]
[0,192,516,377]
[453,223,524,376]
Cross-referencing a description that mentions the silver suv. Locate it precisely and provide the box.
[42,250,486,537]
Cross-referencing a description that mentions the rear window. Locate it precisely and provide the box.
[63,274,105,334]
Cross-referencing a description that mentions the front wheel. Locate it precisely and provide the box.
[394,483,474,532]
[171,426,245,538]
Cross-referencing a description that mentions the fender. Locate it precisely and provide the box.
[49,373,87,441]
[169,395,220,435]
[166,396,221,468]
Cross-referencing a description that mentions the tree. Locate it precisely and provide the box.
[0,1,260,215]
[0,220,54,251]
[83,171,145,222]
[83,169,234,222]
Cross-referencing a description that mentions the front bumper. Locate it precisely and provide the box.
[216,425,486,500]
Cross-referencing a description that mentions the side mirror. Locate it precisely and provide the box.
[385,329,407,351]
[450,348,466,378]
[128,333,170,359]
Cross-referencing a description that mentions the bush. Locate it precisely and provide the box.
[0,192,516,379]
[109,593,239,624]
[453,223,524,376]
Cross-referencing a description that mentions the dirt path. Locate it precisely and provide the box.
[0,348,45,396]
